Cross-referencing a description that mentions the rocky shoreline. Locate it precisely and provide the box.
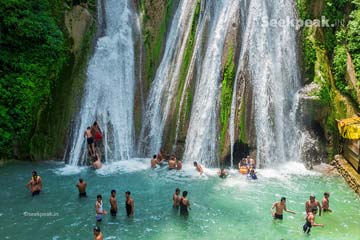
[331,155,360,195]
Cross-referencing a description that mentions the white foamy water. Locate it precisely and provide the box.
[54,164,88,176]
[95,158,149,175]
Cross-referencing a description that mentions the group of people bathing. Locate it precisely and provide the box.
[271,193,332,235]
[84,121,103,169]
[78,178,134,240]
[150,150,207,175]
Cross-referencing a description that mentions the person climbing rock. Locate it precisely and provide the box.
[85,126,96,157]
[76,178,87,197]
[91,121,103,148]
[26,171,42,196]
[271,197,296,220]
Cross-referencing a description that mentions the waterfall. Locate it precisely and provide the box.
[68,0,138,165]
[138,0,197,156]
[247,0,301,167]
[183,0,240,166]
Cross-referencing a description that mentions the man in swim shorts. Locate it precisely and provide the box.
[305,195,321,216]
[303,208,324,234]
[76,178,87,197]
[322,192,332,212]
[125,191,134,217]
[271,197,296,220]
[95,195,107,222]
[110,190,118,216]
[26,171,42,196]
[173,188,181,209]
[85,126,96,157]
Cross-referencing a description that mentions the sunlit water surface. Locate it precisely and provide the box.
[0,160,359,240]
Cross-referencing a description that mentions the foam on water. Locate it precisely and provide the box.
[95,158,149,175]
[53,164,88,176]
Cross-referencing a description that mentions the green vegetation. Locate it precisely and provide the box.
[0,0,67,159]
[141,0,174,91]
[219,47,236,153]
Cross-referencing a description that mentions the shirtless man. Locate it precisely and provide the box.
[156,149,165,164]
[93,154,102,169]
[305,195,321,216]
[168,157,177,170]
[180,191,191,217]
[110,190,118,216]
[271,197,296,220]
[322,192,332,212]
[93,226,103,240]
[173,188,181,209]
[26,171,42,196]
[95,195,107,222]
[176,160,183,170]
[303,208,324,234]
[85,126,96,156]
[193,162,203,175]
[125,191,134,217]
[76,178,87,197]
[151,155,157,169]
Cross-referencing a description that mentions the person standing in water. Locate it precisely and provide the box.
[303,208,324,234]
[193,162,204,175]
[305,195,321,216]
[271,197,296,220]
[176,159,183,170]
[93,226,103,240]
[151,155,157,169]
[168,156,177,170]
[109,190,118,217]
[180,191,190,217]
[93,153,102,169]
[95,195,107,222]
[85,126,96,157]
[76,178,87,197]
[26,171,42,196]
[173,188,181,209]
[322,192,332,212]
[125,191,134,217]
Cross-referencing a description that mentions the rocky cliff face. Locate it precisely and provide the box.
[297,0,360,164]
[30,1,97,160]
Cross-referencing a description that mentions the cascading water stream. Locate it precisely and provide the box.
[68,0,138,165]
[247,0,301,167]
[138,0,197,156]
[183,0,240,166]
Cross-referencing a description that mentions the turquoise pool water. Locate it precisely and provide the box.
[0,160,359,239]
